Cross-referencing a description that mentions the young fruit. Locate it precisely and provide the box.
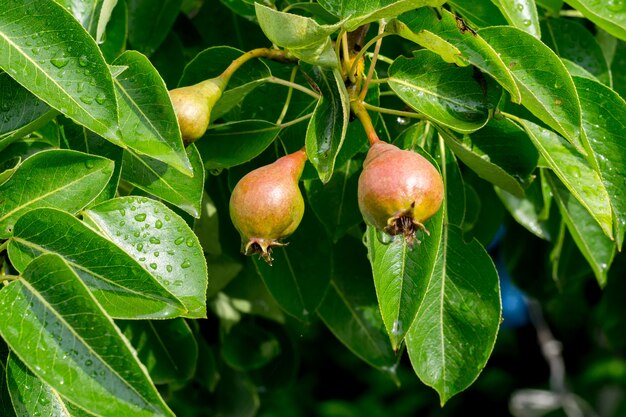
[358,141,444,245]
[229,149,308,264]
[169,77,224,145]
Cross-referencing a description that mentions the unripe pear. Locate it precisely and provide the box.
[358,141,444,245]
[229,149,308,264]
[169,78,224,145]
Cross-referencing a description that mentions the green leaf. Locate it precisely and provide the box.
[490,0,540,38]
[198,120,280,170]
[253,211,331,322]
[317,0,446,31]
[119,319,198,384]
[0,149,114,239]
[0,0,121,144]
[448,0,508,27]
[255,3,340,66]
[318,236,397,370]
[0,253,174,417]
[83,196,209,318]
[127,0,182,56]
[479,26,581,146]
[542,18,611,86]
[8,208,186,319]
[517,118,614,238]
[221,320,281,371]
[564,0,626,42]
[304,65,349,183]
[545,171,615,287]
[496,179,552,240]
[99,0,128,62]
[388,51,491,133]
[364,204,443,350]
[122,144,204,218]
[0,72,50,137]
[112,50,192,175]
[57,0,118,42]
[305,159,362,242]
[441,118,538,197]
[574,76,626,249]
[405,225,501,405]
[0,110,58,153]
[399,8,521,102]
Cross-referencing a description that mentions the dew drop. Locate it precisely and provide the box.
[119,220,125,226]
[51,56,69,68]
[149,236,161,244]
[554,98,563,107]
[134,231,141,237]
[155,219,163,229]
[136,243,144,251]
[607,0,624,11]
[139,257,146,261]
[165,215,171,221]
[31,47,40,55]
[516,2,524,10]
[119,209,126,216]
[180,259,191,269]
[85,359,93,366]
[130,205,137,211]
[95,92,106,105]
[85,160,95,169]
[154,251,159,257]
[134,213,147,222]
[150,263,158,270]
[174,236,185,245]
[186,238,194,247]
[78,55,89,67]
[522,19,531,26]
[77,82,85,92]
[166,265,173,272]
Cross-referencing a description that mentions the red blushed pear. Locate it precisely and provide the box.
[169,77,225,145]
[229,149,308,264]
[358,141,444,245]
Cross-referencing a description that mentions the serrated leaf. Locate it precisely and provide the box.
[542,18,611,86]
[83,196,208,318]
[253,211,331,322]
[491,0,540,38]
[317,0,446,31]
[399,8,521,102]
[0,150,114,239]
[199,120,281,170]
[127,0,182,56]
[304,66,349,183]
[0,0,121,144]
[8,208,186,319]
[318,236,397,370]
[119,319,198,384]
[255,3,340,66]
[564,0,626,42]
[122,144,204,218]
[545,171,615,286]
[112,50,192,175]
[517,119,613,239]
[574,76,626,250]
[405,225,501,405]
[479,26,581,146]
[389,51,491,133]
[0,254,174,417]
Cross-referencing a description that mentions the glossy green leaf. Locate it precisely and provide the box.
[542,18,611,86]
[405,225,501,405]
[0,72,50,137]
[7,353,70,417]
[496,180,551,240]
[8,208,186,319]
[399,8,521,102]
[491,0,540,38]
[448,0,508,27]
[480,26,581,146]
[253,211,331,322]
[112,50,192,175]
[0,254,174,417]
[0,0,121,144]
[221,320,281,371]
[441,118,538,197]
[365,204,443,350]
[99,0,127,62]
[537,0,563,12]
[389,51,491,133]
[611,40,626,99]
[57,0,118,42]
[545,171,615,286]
[574,76,626,250]
[518,119,613,238]
[304,66,349,183]
[316,0,446,31]
[127,0,182,55]
[318,236,397,370]
[0,150,114,239]
[83,196,208,318]
[119,319,198,384]
[0,110,58,153]
[564,0,626,42]
[255,3,339,66]
[199,120,280,170]
[122,144,204,218]
[305,159,362,242]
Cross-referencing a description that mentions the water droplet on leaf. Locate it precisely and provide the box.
[134,213,147,222]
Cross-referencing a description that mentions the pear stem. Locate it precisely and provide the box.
[219,48,297,87]
[359,20,386,101]
[351,99,380,145]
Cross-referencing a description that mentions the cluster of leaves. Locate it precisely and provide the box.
[0,0,625,415]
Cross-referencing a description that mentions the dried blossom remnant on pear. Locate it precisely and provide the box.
[169,78,224,145]
[229,150,308,264]
[358,141,444,246]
